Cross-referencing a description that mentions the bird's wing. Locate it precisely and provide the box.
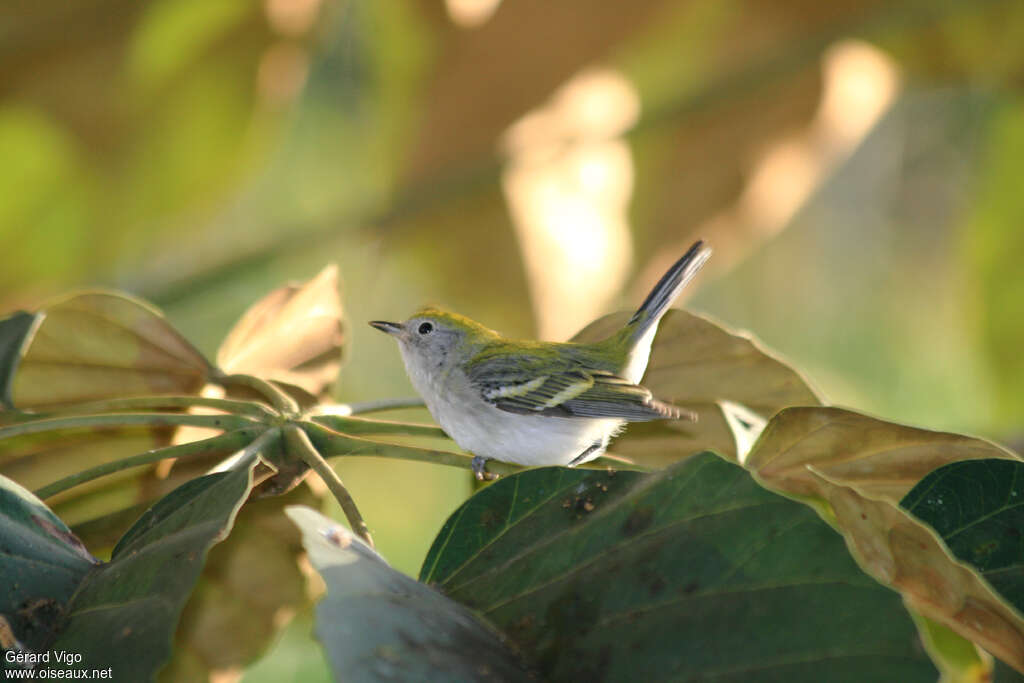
[468,355,683,421]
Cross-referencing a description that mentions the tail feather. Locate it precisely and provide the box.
[625,240,711,344]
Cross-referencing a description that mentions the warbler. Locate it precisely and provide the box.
[371,240,711,480]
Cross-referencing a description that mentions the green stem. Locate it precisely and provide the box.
[34,427,262,499]
[31,395,276,420]
[284,424,373,547]
[317,397,425,416]
[0,412,258,441]
[303,421,646,475]
[300,420,523,477]
[217,373,299,416]
[311,414,448,439]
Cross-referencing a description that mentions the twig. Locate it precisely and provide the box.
[284,424,373,547]
[216,373,299,416]
[32,395,277,420]
[34,428,263,499]
[0,412,257,441]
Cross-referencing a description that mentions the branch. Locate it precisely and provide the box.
[216,374,299,416]
[315,397,426,416]
[0,412,258,441]
[34,428,263,499]
[284,424,373,547]
[31,395,277,420]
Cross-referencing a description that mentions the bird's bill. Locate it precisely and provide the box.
[369,320,403,336]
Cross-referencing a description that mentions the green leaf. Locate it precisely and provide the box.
[0,312,38,409]
[43,459,256,680]
[902,459,1024,615]
[286,505,531,683]
[421,453,936,681]
[0,473,96,652]
[160,484,323,681]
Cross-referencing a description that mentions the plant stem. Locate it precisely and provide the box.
[303,421,647,475]
[217,373,299,416]
[31,395,277,420]
[284,424,373,547]
[300,420,523,477]
[34,428,262,499]
[311,414,448,439]
[316,397,425,416]
[0,412,258,441]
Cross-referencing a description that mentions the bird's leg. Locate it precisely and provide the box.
[471,455,498,481]
[568,440,604,467]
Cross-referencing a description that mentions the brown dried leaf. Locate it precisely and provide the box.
[746,406,1024,673]
[572,309,822,465]
[12,292,210,408]
[746,406,1021,504]
[217,265,345,398]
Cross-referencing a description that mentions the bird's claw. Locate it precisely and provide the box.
[471,455,499,481]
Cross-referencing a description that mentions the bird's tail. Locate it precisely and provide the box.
[621,240,711,348]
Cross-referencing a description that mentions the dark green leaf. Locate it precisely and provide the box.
[160,484,322,682]
[422,453,937,682]
[43,460,256,680]
[901,459,1024,614]
[0,474,96,653]
[0,312,38,409]
[286,506,531,683]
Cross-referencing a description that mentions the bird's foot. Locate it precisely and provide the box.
[471,455,499,481]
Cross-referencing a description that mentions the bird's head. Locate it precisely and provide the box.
[369,308,494,374]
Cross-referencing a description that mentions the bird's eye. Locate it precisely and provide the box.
[417,322,434,335]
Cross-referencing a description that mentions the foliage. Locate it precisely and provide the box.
[1,268,1023,681]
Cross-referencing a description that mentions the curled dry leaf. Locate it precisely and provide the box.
[745,406,1024,673]
[11,293,211,409]
[746,407,1021,505]
[216,265,345,399]
[572,309,822,465]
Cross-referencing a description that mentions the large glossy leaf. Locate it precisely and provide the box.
[216,264,345,399]
[572,309,822,465]
[286,505,531,682]
[42,459,257,680]
[902,459,1024,615]
[0,474,96,655]
[421,453,936,681]
[746,407,1024,673]
[12,292,211,408]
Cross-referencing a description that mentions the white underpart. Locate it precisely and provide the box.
[399,346,618,467]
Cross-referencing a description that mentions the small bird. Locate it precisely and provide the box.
[370,240,711,480]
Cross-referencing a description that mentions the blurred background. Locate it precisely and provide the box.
[3,0,1023,679]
